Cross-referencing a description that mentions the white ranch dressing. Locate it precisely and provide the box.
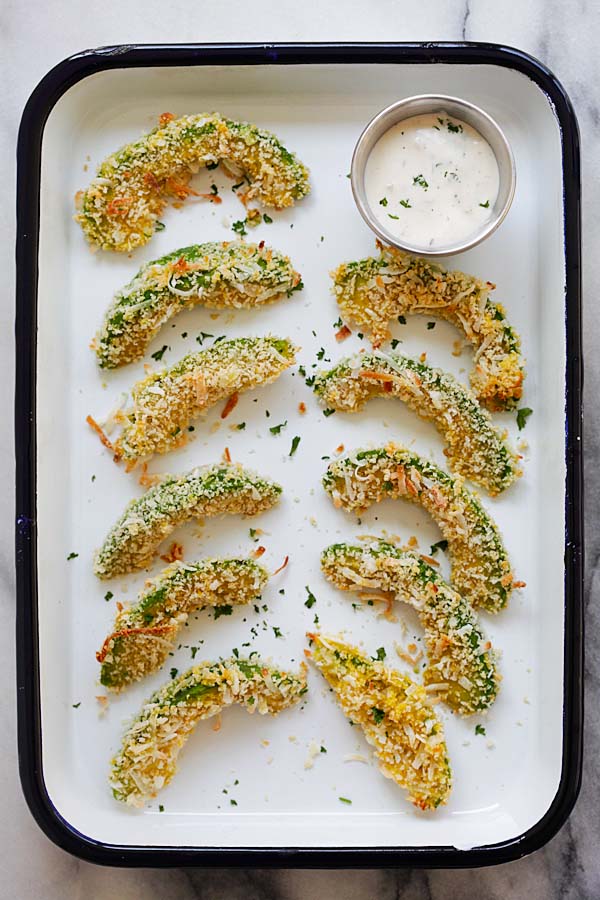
[364,111,500,249]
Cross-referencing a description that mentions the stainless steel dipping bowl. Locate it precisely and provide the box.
[350,94,516,257]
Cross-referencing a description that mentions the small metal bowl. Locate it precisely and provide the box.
[350,94,516,257]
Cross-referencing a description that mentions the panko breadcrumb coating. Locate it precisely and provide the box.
[98,557,269,691]
[112,336,297,460]
[333,243,524,410]
[322,444,514,613]
[95,241,302,369]
[314,350,520,494]
[308,634,451,810]
[110,657,308,805]
[76,113,310,252]
[94,463,282,579]
[321,541,499,715]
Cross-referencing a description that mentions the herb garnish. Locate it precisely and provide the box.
[516,407,533,430]
[304,586,317,608]
[430,539,449,555]
[151,345,168,361]
[289,435,301,456]
[214,604,233,619]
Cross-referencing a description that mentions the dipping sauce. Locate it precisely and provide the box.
[364,111,500,250]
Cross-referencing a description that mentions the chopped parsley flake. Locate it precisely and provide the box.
[379,197,388,207]
[151,345,168,361]
[304,586,317,608]
[413,174,428,189]
[516,407,533,430]
[479,200,490,208]
[196,331,214,345]
[430,539,449,555]
[390,338,401,349]
[214,604,233,619]
[159,804,165,812]
[320,745,327,753]
[234,422,246,430]
[67,552,78,560]
[373,647,386,661]
[399,199,412,208]
[438,117,463,133]
[322,408,335,417]
[232,219,247,236]
[475,724,486,736]
[371,707,385,725]
[104,591,113,602]
[427,321,436,330]
[155,221,166,231]
[388,213,400,219]
[169,668,178,679]
[269,421,287,435]
[339,796,352,804]
[263,213,273,224]
[398,315,407,325]
[272,626,283,638]
[289,435,301,456]
[72,702,81,709]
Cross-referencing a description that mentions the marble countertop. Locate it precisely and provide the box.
[3,2,598,897]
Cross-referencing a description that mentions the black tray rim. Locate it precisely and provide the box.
[15,41,583,869]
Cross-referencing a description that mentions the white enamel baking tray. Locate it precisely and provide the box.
[15,43,583,867]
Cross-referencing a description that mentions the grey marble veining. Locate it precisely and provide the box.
[2,1,599,898]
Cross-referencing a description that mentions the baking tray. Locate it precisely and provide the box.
[15,42,583,867]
